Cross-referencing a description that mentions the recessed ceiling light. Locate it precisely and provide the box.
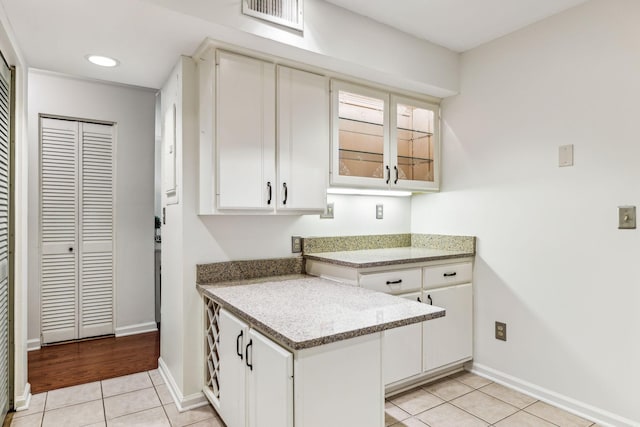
[86,54,119,67]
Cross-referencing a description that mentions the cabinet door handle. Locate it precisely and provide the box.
[385,279,402,285]
[283,182,288,205]
[394,166,399,184]
[385,165,390,184]
[443,272,457,277]
[417,296,422,303]
[236,330,243,360]
[266,182,272,205]
[427,294,433,305]
[245,339,253,371]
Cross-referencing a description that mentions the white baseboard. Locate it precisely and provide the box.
[13,382,31,411]
[114,322,158,337]
[27,339,41,352]
[158,357,209,412]
[469,362,638,427]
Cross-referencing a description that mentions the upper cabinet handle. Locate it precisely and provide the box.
[427,294,433,305]
[443,272,457,277]
[386,279,402,285]
[267,182,272,205]
[283,182,288,205]
[394,166,399,184]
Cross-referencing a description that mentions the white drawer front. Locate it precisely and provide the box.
[359,268,421,294]
[423,262,472,289]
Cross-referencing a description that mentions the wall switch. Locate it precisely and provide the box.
[495,321,507,341]
[618,206,636,229]
[291,236,302,253]
[376,204,383,219]
[320,202,334,219]
[559,144,574,167]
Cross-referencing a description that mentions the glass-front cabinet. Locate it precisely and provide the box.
[331,80,440,191]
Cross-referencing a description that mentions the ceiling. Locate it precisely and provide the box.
[0,0,589,90]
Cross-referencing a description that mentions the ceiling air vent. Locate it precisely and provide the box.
[242,0,303,31]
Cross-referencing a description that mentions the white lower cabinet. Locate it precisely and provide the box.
[218,309,293,427]
[382,322,422,385]
[422,283,473,372]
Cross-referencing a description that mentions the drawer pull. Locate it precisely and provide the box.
[386,279,402,285]
[443,272,457,277]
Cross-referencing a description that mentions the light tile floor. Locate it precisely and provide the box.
[4,370,598,427]
[387,371,598,427]
[4,370,225,427]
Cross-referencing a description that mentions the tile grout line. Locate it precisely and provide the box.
[39,391,48,427]
[99,380,107,426]
[151,370,174,426]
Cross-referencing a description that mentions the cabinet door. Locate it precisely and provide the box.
[218,309,248,427]
[331,80,390,188]
[390,95,439,191]
[247,329,293,427]
[277,66,329,211]
[423,283,472,372]
[383,322,422,385]
[216,51,276,210]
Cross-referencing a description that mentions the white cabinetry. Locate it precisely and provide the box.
[422,262,473,373]
[216,51,276,210]
[331,80,440,191]
[383,322,422,385]
[199,49,329,214]
[218,309,293,427]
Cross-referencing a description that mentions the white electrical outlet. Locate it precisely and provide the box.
[559,144,574,167]
[376,204,383,219]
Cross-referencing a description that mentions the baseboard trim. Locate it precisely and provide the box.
[26,339,41,352]
[13,382,31,411]
[157,357,209,412]
[114,322,158,338]
[469,362,637,427]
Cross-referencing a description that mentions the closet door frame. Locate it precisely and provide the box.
[38,115,116,345]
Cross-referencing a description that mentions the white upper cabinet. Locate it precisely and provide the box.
[276,66,329,212]
[199,49,329,214]
[331,81,440,191]
[216,51,277,210]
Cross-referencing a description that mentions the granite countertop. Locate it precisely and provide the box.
[304,246,474,268]
[201,276,444,351]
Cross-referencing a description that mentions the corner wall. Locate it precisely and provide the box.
[27,71,157,343]
[411,0,639,424]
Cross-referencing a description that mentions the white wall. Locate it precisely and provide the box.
[145,0,459,97]
[0,1,30,409]
[411,0,639,425]
[27,71,157,341]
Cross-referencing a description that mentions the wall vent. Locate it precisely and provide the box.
[242,0,303,31]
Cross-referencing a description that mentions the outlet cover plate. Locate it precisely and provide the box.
[291,236,302,253]
[495,321,507,341]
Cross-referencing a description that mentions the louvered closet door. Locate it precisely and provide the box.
[40,118,114,343]
[79,122,114,338]
[40,118,79,343]
[0,57,12,420]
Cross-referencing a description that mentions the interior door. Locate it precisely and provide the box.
[0,53,12,421]
[40,118,79,343]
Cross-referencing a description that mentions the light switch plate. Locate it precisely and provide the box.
[320,202,334,219]
[559,144,574,167]
[618,206,636,229]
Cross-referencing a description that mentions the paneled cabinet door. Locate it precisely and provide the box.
[422,283,473,372]
[247,329,294,427]
[216,51,276,210]
[277,66,329,211]
[218,310,248,427]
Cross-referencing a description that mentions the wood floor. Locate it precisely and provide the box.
[28,330,160,394]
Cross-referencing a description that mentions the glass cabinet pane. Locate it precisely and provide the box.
[337,90,385,179]
[395,103,434,183]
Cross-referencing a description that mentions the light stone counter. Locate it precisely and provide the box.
[200,276,444,351]
[304,246,473,268]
